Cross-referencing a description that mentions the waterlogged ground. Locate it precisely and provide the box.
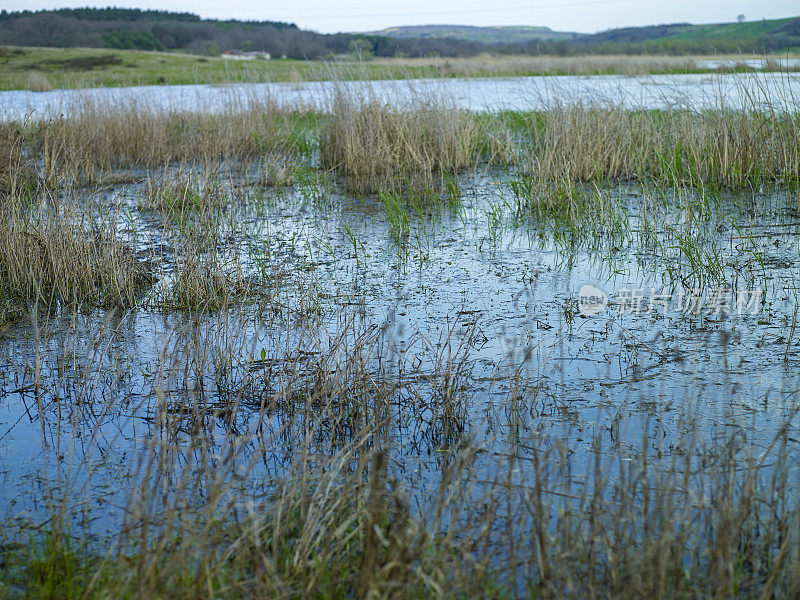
[1,166,799,537]
[2,71,800,120]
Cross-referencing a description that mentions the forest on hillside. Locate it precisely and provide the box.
[0,8,487,58]
[0,8,798,58]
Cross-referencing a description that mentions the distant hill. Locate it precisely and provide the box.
[577,16,800,50]
[366,25,578,45]
[366,17,800,54]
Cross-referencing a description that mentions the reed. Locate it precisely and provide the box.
[510,103,800,190]
[2,76,797,194]
[0,192,152,309]
[320,88,514,194]
[7,98,315,187]
[374,53,705,78]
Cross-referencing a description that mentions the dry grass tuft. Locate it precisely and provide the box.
[141,169,231,213]
[513,104,800,189]
[259,153,297,187]
[17,98,314,186]
[26,71,52,92]
[0,194,153,308]
[320,91,514,194]
[157,229,250,311]
[166,253,248,312]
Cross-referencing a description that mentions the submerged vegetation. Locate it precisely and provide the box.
[1,73,800,597]
[4,418,800,599]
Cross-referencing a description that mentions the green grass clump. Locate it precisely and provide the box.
[504,173,632,250]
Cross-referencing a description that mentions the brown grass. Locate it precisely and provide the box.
[2,75,797,195]
[11,97,313,186]
[514,103,800,189]
[374,53,704,77]
[26,71,52,92]
[0,193,152,308]
[320,89,515,194]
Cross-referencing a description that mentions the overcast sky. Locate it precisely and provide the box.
[3,0,798,34]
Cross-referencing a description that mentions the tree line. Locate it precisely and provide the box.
[0,8,487,58]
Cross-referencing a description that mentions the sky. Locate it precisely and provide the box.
[3,0,799,34]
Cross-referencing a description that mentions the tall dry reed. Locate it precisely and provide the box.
[374,53,704,78]
[11,96,314,186]
[514,103,800,189]
[3,75,798,194]
[320,89,514,193]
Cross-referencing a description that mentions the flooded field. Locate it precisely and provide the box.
[1,75,800,597]
[2,71,800,121]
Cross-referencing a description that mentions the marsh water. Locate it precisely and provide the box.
[1,159,799,536]
[2,71,800,120]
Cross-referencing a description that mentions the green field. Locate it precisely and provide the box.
[1,46,507,90]
[0,46,336,90]
[665,17,797,41]
[3,45,799,91]
[367,16,800,53]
